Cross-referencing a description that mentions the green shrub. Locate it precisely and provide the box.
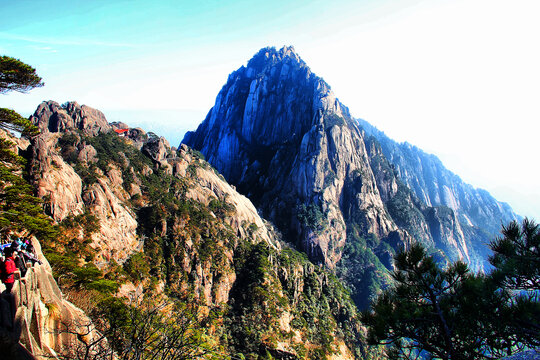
[124,252,150,283]
[296,202,328,234]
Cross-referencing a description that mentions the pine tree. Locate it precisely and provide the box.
[489,218,540,292]
[489,218,540,349]
[362,243,522,359]
[0,55,55,240]
[0,55,43,94]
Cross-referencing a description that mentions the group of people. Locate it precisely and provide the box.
[0,236,41,293]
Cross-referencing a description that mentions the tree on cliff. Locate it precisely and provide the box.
[0,55,41,136]
[489,218,540,348]
[362,241,532,359]
[56,295,214,360]
[0,55,43,94]
[0,55,55,240]
[490,218,540,292]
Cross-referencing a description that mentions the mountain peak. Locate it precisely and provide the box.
[30,100,111,136]
[280,44,297,55]
[244,45,308,78]
[183,45,353,189]
[182,45,516,276]
[250,45,299,61]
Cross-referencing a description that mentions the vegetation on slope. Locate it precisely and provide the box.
[48,125,368,359]
[226,242,364,359]
[0,55,56,242]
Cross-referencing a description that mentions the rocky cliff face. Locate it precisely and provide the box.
[32,101,110,136]
[359,119,520,262]
[182,46,482,291]
[184,47,403,268]
[29,101,139,266]
[0,238,103,360]
[363,137,473,264]
[23,100,363,358]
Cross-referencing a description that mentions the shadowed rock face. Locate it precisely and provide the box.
[183,46,484,272]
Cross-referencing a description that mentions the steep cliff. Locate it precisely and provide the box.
[182,46,508,308]
[29,101,139,266]
[358,119,520,262]
[184,47,403,267]
[0,125,107,359]
[0,239,103,360]
[24,100,365,358]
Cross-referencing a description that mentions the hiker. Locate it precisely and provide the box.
[1,248,17,293]
[13,250,27,278]
[19,237,27,251]
[10,238,21,252]
[22,241,41,266]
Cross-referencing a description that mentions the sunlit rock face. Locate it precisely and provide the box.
[31,101,111,136]
[24,98,359,359]
[29,101,139,265]
[183,46,481,272]
[0,239,102,360]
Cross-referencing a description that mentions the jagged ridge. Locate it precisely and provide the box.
[358,118,519,232]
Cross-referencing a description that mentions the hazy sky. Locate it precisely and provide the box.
[1,0,539,221]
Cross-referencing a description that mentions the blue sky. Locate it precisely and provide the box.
[1,0,539,221]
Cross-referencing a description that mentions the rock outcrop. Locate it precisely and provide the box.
[30,132,85,222]
[0,239,102,360]
[31,101,110,136]
[29,101,139,265]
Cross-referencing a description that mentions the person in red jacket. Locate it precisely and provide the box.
[2,248,17,293]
